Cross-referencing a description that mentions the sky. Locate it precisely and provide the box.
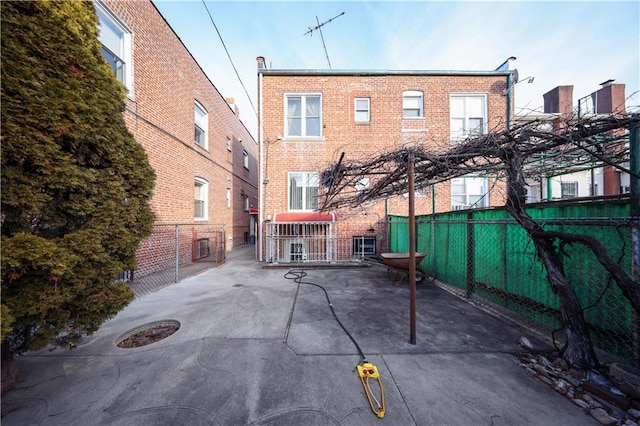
[153,1,640,140]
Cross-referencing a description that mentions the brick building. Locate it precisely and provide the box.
[519,80,628,202]
[95,0,258,274]
[257,57,514,263]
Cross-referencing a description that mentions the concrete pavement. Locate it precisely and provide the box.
[1,245,597,425]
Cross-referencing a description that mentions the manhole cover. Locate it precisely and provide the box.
[115,320,180,348]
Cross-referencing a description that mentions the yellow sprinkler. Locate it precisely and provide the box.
[357,362,386,418]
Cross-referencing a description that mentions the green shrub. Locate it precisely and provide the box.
[1,0,155,353]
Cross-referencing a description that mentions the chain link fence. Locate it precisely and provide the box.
[117,223,226,297]
[389,199,639,365]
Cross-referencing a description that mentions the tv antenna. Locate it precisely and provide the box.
[304,12,345,69]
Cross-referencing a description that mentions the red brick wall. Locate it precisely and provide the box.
[259,73,509,248]
[102,1,259,252]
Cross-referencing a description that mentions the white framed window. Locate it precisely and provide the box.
[355,97,370,122]
[285,94,322,137]
[451,176,489,210]
[289,172,319,211]
[194,101,208,149]
[226,136,232,151]
[243,150,249,169]
[450,94,487,141]
[403,90,423,118]
[95,1,133,94]
[561,181,578,198]
[353,236,376,256]
[242,195,249,211]
[194,178,208,220]
[226,189,231,208]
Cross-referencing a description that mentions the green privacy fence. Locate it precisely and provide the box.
[389,196,638,364]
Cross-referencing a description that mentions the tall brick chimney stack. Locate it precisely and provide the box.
[543,85,574,115]
[591,80,626,195]
[543,85,573,131]
[256,56,265,69]
[591,80,626,115]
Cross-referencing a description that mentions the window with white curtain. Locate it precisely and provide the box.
[289,172,319,211]
[451,176,489,209]
[450,94,487,141]
[285,94,321,137]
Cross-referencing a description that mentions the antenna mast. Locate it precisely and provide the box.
[304,12,345,69]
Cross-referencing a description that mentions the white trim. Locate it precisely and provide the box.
[403,90,424,118]
[194,177,209,220]
[94,0,134,97]
[194,100,209,149]
[354,97,370,123]
[284,93,323,138]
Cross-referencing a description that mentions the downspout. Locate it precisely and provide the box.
[506,71,514,130]
[258,70,264,262]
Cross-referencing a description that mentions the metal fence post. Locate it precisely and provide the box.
[630,120,639,365]
[174,224,179,283]
[466,211,474,298]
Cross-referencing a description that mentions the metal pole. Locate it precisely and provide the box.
[629,120,639,364]
[174,224,179,283]
[408,152,417,345]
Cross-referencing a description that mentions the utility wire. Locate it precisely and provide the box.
[201,0,258,120]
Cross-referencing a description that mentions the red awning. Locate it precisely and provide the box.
[272,212,337,222]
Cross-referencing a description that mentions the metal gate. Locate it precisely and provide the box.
[265,221,338,263]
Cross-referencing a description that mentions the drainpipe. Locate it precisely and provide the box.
[506,71,514,130]
[257,59,265,262]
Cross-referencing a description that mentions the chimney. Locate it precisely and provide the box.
[543,85,574,115]
[590,81,626,195]
[591,80,626,114]
[225,97,239,116]
[256,56,266,69]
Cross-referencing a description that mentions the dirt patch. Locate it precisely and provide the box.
[116,320,180,348]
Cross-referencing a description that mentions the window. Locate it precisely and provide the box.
[289,172,319,211]
[194,178,208,220]
[243,150,249,169]
[561,181,578,198]
[285,94,321,137]
[95,2,133,93]
[242,195,250,211]
[403,91,423,118]
[451,176,489,209]
[355,177,370,197]
[226,136,232,151]
[226,189,231,208]
[353,236,376,256]
[355,97,370,122]
[194,101,208,149]
[450,95,487,141]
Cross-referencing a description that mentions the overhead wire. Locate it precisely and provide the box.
[200,0,258,121]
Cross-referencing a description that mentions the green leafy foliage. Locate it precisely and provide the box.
[1,0,156,353]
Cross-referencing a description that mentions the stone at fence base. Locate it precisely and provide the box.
[609,363,640,400]
[590,407,618,425]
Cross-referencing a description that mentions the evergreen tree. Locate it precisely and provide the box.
[1,0,156,353]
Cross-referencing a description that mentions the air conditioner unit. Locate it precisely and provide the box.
[195,238,210,259]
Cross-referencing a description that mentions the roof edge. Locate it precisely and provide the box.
[257,68,515,77]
